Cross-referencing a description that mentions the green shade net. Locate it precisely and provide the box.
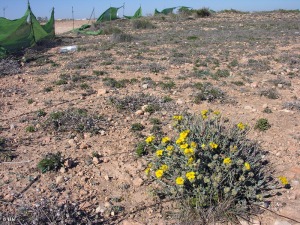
[124,6,142,19]
[154,7,176,15]
[0,3,55,55]
[96,7,121,22]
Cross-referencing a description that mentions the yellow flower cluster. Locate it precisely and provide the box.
[155,169,164,179]
[184,148,194,156]
[244,162,251,170]
[278,176,289,185]
[186,171,196,182]
[145,135,155,144]
[144,163,152,176]
[201,110,209,119]
[176,177,184,185]
[237,122,246,130]
[156,150,164,157]
[213,110,220,116]
[173,115,183,121]
[162,136,171,144]
[209,142,218,149]
[160,164,168,172]
[223,157,232,164]
[176,130,190,145]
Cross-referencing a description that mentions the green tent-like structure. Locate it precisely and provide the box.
[154,7,176,15]
[96,7,122,22]
[0,2,55,56]
[124,6,142,19]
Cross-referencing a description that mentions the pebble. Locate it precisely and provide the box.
[68,139,77,147]
[142,84,148,89]
[244,105,252,110]
[64,159,74,168]
[176,99,184,104]
[56,176,64,184]
[10,124,16,130]
[104,201,112,208]
[96,205,106,213]
[97,89,108,96]
[79,142,88,149]
[93,157,100,165]
[135,110,144,116]
[277,84,283,88]
[141,105,149,111]
[100,130,105,136]
[60,167,66,173]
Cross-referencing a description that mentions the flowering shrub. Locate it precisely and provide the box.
[145,110,280,223]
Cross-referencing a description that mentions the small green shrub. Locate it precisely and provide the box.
[111,32,133,43]
[44,86,53,93]
[37,152,63,173]
[193,83,225,103]
[144,111,280,223]
[54,79,68,85]
[37,109,47,117]
[26,125,36,132]
[27,98,34,104]
[260,88,280,99]
[80,83,90,90]
[254,118,271,131]
[135,142,147,157]
[231,81,244,86]
[159,81,176,90]
[93,70,107,76]
[195,8,212,18]
[0,137,16,162]
[145,104,160,113]
[212,69,230,80]
[163,96,173,103]
[131,123,145,132]
[263,107,272,114]
[132,19,156,29]
[103,77,127,88]
[150,118,161,125]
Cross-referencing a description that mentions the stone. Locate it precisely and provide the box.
[79,142,88,149]
[64,159,74,168]
[80,189,88,196]
[135,110,144,116]
[3,194,14,202]
[60,167,66,173]
[104,175,110,181]
[56,176,64,184]
[84,133,92,139]
[262,104,268,109]
[10,124,16,130]
[97,89,108,96]
[104,201,112,208]
[103,158,110,163]
[244,105,252,110]
[277,84,283,88]
[132,177,143,187]
[273,220,291,225]
[142,84,148,89]
[176,99,184,104]
[251,82,258,88]
[68,139,77,147]
[100,130,105,136]
[96,205,106,213]
[93,157,100,165]
[141,105,149,111]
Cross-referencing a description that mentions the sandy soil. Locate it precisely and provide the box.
[0,12,300,225]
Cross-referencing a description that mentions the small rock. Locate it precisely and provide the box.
[104,201,112,208]
[142,84,148,89]
[104,175,110,181]
[244,105,252,110]
[135,110,144,116]
[277,84,283,88]
[3,194,14,202]
[60,167,66,173]
[100,130,105,136]
[132,177,143,187]
[68,139,77,147]
[251,82,258,88]
[111,211,115,216]
[56,176,64,184]
[96,205,105,213]
[262,104,268,109]
[93,157,100,165]
[10,124,16,130]
[176,99,184,104]
[141,105,149,111]
[79,189,88,196]
[64,159,74,168]
[79,142,88,149]
[103,158,110,163]
[97,89,108,96]
[273,220,291,225]
[84,133,92,139]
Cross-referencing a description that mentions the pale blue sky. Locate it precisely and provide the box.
[1,0,300,19]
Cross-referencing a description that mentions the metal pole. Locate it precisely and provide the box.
[72,6,74,30]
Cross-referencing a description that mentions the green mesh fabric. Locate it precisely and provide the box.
[96,7,121,22]
[124,7,142,19]
[0,3,54,54]
[154,7,176,15]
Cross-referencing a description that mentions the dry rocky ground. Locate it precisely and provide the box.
[0,11,300,224]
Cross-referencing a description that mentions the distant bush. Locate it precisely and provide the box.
[132,19,156,29]
[194,8,212,18]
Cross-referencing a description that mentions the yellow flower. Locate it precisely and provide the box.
[180,130,190,139]
[201,143,206,149]
[166,145,174,151]
[160,164,168,172]
[173,115,183,121]
[244,162,251,170]
[186,171,196,182]
[155,169,164,179]
[176,137,185,145]
[201,109,209,119]
[190,142,197,148]
[176,177,184,185]
[278,176,289,186]
[145,135,155,144]
[184,148,194,156]
[145,167,151,175]
[180,143,189,149]
[162,136,170,144]
[213,110,220,115]
[223,157,232,164]
[237,122,246,130]
[209,142,218,149]
[187,157,195,165]
[156,150,164,157]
